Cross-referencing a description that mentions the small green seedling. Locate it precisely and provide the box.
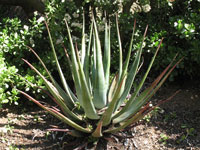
[159,133,169,144]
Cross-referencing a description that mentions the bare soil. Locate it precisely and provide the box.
[0,82,200,150]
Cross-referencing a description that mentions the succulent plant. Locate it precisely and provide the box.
[19,15,181,137]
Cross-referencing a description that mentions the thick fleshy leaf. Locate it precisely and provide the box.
[75,45,99,119]
[63,47,82,103]
[101,75,126,126]
[22,59,81,121]
[107,17,128,107]
[27,46,77,109]
[113,37,162,120]
[114,25,148,112]
[122,19,136,77]
[93,16,107,109]
[108,74,118,103]
[104,107,144,133]
[113,20,136,106]
[113,56,183,124]
[83,22,93,93]
[64,19,83,107]
[116,15,123,81]
[106,88,181,133]
[113,87,155,124]
[81,14,86,65]
[19,90,91,133]
[45,21,76,108]
[103,19,111,94]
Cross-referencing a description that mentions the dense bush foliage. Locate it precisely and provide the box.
[113,0,200,80]
[0,53,19,107]
[139,0,200,80]
[0,13,47,106]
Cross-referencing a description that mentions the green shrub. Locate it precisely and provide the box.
[0,53,19,107]
[131,0,200,80]
[0,14,48,106]
[0,2,79,106]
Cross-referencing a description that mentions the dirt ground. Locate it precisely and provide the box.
[0,82,200,150]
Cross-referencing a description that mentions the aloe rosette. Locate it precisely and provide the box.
[19,15,181,137]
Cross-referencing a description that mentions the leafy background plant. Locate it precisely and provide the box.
[131,0,200,80]
[0,12,48,106]
[0,53,19,107]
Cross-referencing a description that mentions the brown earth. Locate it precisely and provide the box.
[0,82,200,150]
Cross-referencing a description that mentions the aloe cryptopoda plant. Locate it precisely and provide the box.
[19,15,182,137]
